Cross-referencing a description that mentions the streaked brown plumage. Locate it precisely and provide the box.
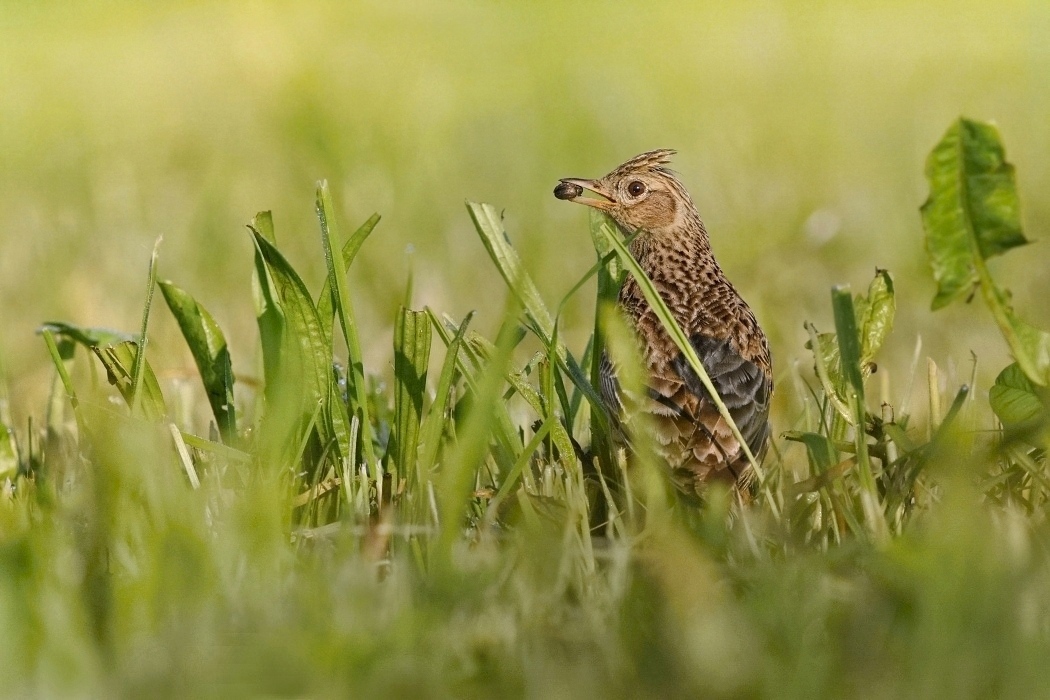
[556,149,772,496]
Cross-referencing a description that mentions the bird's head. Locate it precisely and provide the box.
[554,149,698,238]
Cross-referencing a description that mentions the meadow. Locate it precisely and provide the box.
[2,1,1050,697]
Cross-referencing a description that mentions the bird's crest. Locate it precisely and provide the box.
[612,149,677,176]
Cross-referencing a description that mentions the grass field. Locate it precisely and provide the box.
[3,1,1050,697]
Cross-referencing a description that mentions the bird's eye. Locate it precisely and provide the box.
[627,181,646,197]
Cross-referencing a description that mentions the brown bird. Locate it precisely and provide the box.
[555,149,772,497]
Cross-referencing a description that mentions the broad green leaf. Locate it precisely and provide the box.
[857,269,895,362]
[93,341,167,421]
[316,182,375,467]
[989,362,1047,429]
[159,281,236,442]
[467,201,555,341]
[317,212,381,343]
[921,117,1050,385]
[249,228,332,458]
[922,118,1027,309]
[391,307,431,477]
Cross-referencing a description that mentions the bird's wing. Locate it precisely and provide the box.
[671,334,771,457]
[635,333,771,491]
[599,333,771,489]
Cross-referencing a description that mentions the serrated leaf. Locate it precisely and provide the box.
[922,118,1028,309]
[921,118,1050,386]
[159,280,237,442]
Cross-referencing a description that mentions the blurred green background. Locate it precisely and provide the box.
[3,0,1049,412]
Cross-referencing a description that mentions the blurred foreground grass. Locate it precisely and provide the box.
[3,2,1050,698]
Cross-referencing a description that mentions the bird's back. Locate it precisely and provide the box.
[608,243,772,497]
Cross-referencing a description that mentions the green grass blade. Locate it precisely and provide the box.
[130,236,162,418]
[158,280,237,443]
[316,212,381,344]
[417,310,474,482]
[435,316,518,565]
[391,307,432,478]
[179,430,252,464]
[831,285,887,541]
[42,329,79,413]
[316,181,376,468]
[428,312,522,469]
[466,201,554,340]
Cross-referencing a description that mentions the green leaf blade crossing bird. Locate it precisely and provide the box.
[555,149,772,497]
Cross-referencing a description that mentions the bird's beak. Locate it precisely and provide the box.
[556,178,615,210]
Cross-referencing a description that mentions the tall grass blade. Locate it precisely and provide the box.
[130,236,162,418]
[391,307,431,478]
[417,310,474,481]
[831,285,887,541]
[434,315,518,564]
[316,181,376,468]
[316,211,381,346]
[466,201,554,340]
